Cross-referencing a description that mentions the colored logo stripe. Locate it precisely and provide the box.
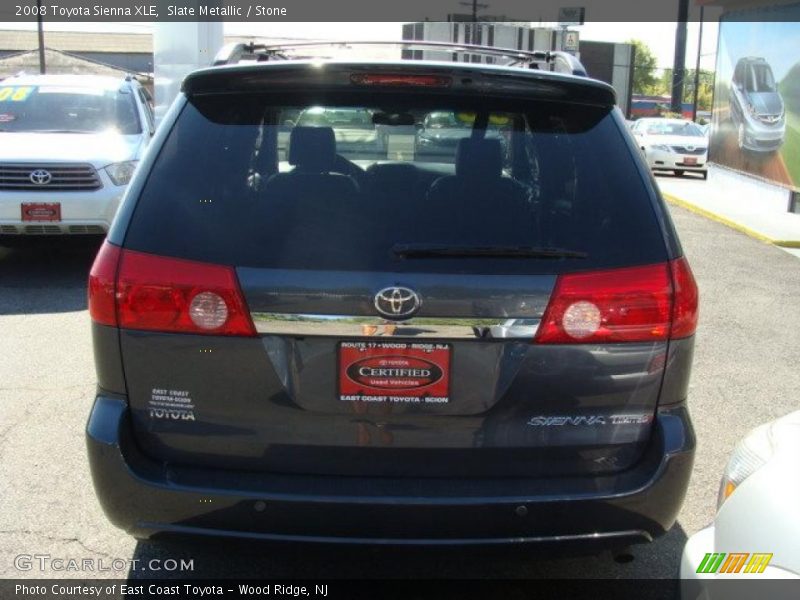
[697,553,773,574]
[745,553,773,574]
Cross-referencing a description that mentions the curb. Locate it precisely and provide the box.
[662,193,800,249]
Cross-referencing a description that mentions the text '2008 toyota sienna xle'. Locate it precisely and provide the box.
[86,45,698,548]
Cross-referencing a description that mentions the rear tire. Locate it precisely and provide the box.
[674,170,685,177]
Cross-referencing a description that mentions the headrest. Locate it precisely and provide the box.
[288,126,336,171]
[455,138,503,179]
[366,163,418,189]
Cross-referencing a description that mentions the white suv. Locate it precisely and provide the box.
[0,74,153,237]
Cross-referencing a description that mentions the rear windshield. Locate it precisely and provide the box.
[123,92,667,274]
[0,84,141,134]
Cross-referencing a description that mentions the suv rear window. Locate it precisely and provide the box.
[123,92,666,274]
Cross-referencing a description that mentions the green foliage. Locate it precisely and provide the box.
[627,39,660,95]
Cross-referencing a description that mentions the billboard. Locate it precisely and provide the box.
[710,6,800,189]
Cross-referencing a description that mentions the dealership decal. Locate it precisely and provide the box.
[148,388,196,421]
[339,341,450,403]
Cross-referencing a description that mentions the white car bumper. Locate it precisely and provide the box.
[646,148,708,172]
[0,170,125,235]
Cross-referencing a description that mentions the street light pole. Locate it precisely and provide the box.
[36,0,46,74]
[692,6,705,122]
[671,0,689,115]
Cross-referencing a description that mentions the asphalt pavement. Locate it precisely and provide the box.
[1,200,799,587]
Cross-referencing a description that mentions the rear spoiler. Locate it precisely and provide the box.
[211,40,588,77]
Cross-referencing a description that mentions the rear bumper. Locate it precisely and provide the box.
[87,395,695,546]
[646,151,707,172]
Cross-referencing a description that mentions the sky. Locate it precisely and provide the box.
[0,21,719,71]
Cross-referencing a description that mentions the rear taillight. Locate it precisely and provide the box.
[88,242,255,337]
[88,241,121,327]
[535,259,698,344]
[669,257,699,339]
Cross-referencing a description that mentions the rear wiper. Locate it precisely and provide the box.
[392,243,588,259]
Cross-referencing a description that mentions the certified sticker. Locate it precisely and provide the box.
[339,341,451,404]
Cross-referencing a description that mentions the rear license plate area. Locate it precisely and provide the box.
[338,341,451,404]
[22,203,61,222]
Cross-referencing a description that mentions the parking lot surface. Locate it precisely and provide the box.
[1,200,799,586]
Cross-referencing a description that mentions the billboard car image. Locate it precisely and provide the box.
[710,11,800,189]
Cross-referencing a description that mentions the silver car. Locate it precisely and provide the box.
[729,57,785,152]
[0,74,154,237]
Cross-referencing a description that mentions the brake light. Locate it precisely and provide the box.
[535,261,697,344]
[350,73,452,87]
[669,257,699,339]
[87,245,256,337]
[88,241,121,327]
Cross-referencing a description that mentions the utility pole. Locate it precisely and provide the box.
[692,6,705,122]
[459,0,489,22]
[36,0,46,74]
[671,0,689,115]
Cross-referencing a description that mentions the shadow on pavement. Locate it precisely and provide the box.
[127,522,687,591]
[0,236,102,315]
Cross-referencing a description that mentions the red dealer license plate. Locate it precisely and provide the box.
[684,157,698,165]
[22,203,61,222]
[338,341,451,404]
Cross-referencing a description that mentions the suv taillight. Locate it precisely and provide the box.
[669,257,699,339]
[88,241,121,327]
[535,259,698,344]
[88,242,256,337]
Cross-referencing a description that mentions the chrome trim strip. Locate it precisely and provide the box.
[141,523,652,546]
[252,313,541,340]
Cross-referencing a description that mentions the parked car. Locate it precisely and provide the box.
[631,118,709,179]
[0,74,154,238]
[86,52,698,548]
[415,111,507,161]
[294,106,383,156]
[680,410,800,595]
[729,56,785,152]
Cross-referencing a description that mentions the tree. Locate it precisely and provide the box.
[627,39,659,95]
[661,68,714,111]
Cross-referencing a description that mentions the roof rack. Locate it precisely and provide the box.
[211,40,587,77]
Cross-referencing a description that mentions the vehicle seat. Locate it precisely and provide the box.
[262,126,360,201]
[425,138,534,244]
[257,127,363,265]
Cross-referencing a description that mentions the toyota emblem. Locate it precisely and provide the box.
[374,286,421,319]
[29,169,52,185]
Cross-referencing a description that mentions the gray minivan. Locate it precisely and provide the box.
[86,48,698,549]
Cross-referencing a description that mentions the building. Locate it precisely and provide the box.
[0,30,153,74]
[401,21,635,117]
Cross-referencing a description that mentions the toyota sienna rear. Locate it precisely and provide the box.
[86,54,697,547]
